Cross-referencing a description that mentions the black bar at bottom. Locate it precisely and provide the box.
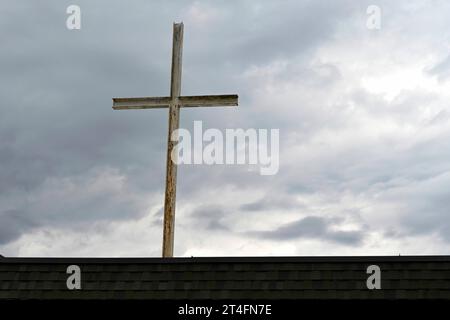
[1,299,448,318]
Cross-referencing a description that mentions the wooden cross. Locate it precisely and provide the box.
[112,22,238,257]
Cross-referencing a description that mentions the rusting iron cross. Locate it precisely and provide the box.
[112,22,238,257]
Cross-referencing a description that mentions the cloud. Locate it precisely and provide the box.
[250,216,365,245]
[427,55,450,82]
[189,205,230,231]
[240,193,303,212]
[372,171,450,242]
[0,167,153,245]
[0,210,36,244]
[2,0,450,256]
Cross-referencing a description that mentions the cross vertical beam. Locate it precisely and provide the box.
[163,23,183,257]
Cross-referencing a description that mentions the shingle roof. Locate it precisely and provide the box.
[1,256,449,300]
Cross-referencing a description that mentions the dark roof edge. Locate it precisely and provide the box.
[1,255,450,264]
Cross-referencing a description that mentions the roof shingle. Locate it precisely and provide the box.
[0,256,449,300]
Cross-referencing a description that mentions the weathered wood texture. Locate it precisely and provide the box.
[112,94,238,109]
[113,97,171,109]
[162,22,183,258]
[179,94,238,106]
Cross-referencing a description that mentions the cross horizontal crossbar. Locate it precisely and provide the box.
[113,94,238,110]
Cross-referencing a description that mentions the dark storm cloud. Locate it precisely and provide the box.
[0,1,175,197]
[378,171,450,242]
[0,1,189,247]
[251,216,364,245]
[191,0,355,66]
[240,193,304,211]
[0,210,37,244]
[189,205,229,231]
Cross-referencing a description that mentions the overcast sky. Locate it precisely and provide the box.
[1,0,450,257]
